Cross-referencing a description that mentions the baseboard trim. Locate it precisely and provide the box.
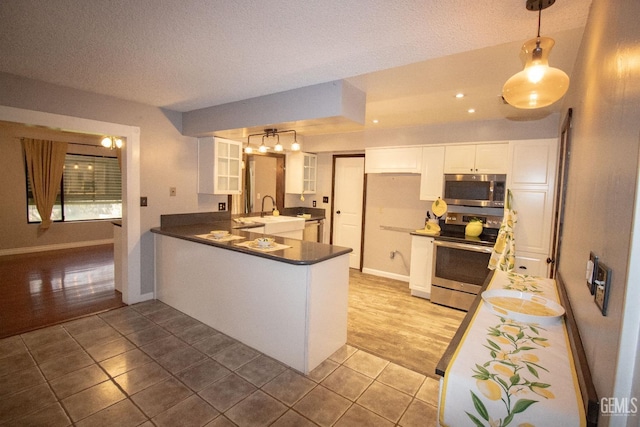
[134,292,155,305]
[410,289,431,300]
[0,239,114,257]
[361,268,410,283]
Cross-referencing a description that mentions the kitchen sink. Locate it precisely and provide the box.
[238,215,305,234]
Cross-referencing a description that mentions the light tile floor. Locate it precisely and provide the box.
[0,300,440,426]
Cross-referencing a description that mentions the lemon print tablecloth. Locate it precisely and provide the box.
[438,270,586,427]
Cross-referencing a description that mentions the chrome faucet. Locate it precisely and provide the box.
[261,195,276,217]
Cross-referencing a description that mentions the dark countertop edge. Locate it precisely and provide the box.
[151,222,351,266]
[410,231,438,237]
[413,232,496,247]
[112,220,122,227]
[435,270,494,377]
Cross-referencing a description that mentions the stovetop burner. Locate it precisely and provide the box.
[435,226,498,246]
[434,211,502,246]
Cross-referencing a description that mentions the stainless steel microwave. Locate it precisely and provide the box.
[443,174,506,207]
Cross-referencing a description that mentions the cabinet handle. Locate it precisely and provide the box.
[518,265,527,270]
[336,210,341,214]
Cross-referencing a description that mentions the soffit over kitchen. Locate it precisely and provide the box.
[0,0,591,136]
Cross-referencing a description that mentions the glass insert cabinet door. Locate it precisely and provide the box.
[285,151,317,195]
[303,153,317,193]
[197,137,242,195]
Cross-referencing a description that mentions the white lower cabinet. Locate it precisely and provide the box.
[514,251,548,277]
[409,235,433,299]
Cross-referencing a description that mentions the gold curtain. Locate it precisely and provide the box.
[22,138,68,230]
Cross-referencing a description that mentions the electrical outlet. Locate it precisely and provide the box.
[218,202,226,211]
[140,197,148,207]
[313,200,317,207]
[594,261,612,316]
[169,187,176,197]
[586,252,599,294]
[323,196,329,203]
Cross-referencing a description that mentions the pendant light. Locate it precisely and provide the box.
[502,0,569,109]
[101,136,123,149]
[245,128,301,153]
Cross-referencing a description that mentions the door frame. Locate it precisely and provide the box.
[330,154,366,271]
[0,105,143,304]
[549,108,573,278]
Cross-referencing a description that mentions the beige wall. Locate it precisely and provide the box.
[0,121,114,251]
[0,73,227,295]
[557,0,640,423]
[363,174,430,279]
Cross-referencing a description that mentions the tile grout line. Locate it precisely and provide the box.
[61,318,150,425]
[4,302,440,426]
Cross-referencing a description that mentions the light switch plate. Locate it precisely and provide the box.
[586,252,599,294]
[594,261,612,316]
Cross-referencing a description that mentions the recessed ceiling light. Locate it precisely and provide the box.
[467,108,476,113]
[372,119,379,124]
[455,93,465,98]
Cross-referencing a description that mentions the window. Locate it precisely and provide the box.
[27,154,122,222]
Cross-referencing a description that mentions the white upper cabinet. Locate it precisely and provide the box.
[419,146,445,200]
[365,147,422,174]
[198,137,243,195]
[444,143,509,174]
[508,139,556,186]
[286,152,317,194]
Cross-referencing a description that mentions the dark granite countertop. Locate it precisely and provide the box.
[151,220,351,266]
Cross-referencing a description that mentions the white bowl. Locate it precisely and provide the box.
[255,237,274,248]
[482,289,565,325]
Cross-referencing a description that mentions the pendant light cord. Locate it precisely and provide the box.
[537,3,542,38]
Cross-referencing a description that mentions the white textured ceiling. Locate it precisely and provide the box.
[0,0,591,134]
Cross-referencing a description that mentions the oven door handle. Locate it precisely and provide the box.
[434,240,493,254]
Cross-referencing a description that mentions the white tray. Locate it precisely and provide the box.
[481,289,565,325]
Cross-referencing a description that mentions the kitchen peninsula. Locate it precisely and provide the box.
[151,212,352,374]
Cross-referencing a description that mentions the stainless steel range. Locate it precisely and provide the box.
[430,212,502,311]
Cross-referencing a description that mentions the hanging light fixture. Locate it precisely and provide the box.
[245,128,301,154]
[101,136,123,149]
[502,0,569,109]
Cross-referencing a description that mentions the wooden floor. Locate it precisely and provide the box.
[0,245,464,379]
[347,270,465,378]
[0,245,125,339]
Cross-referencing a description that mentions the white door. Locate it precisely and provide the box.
[332,156,365,269]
